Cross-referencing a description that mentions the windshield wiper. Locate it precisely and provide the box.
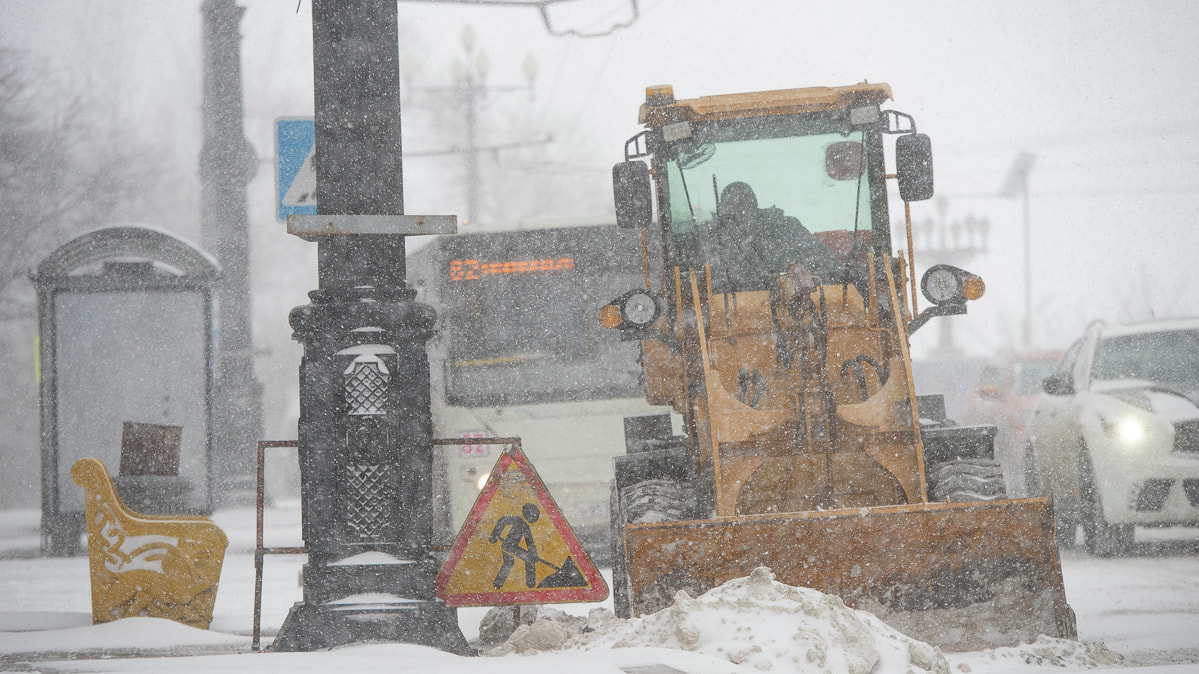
[840,138,870,284]
[677,164,699,230]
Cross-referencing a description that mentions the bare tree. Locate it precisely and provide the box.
[0,46,158,510]
[0,46,155,319]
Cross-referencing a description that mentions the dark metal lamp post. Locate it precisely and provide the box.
[269,0,469,653]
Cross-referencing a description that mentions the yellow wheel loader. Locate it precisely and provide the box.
[602,83,1075,650]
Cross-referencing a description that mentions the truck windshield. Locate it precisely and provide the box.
[663,128,874,289]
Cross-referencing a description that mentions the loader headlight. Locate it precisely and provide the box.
[600,289,662,330]
[623,291,659,327]
[921,264,985,306]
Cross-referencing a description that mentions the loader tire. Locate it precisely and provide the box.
[622,479,697,523]
[610,480,631,619]
[927,457,1007,502]
[1079,453,1133,557]
[1026,442,1079,547]
[611,478,696,619]
[1023,440,1043,498]
[1056,516,1079,548]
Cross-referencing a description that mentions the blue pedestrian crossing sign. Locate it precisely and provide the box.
[275,118,317,221]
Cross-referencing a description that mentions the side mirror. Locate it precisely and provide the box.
[1042,371,1075,396]
[613,161,653,229]
[825,141,865,181]
[896,133,934,202]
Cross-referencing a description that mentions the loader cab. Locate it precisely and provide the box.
[613,83,933,296]
[657,113,887,292]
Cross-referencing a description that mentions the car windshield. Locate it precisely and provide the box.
[1091,329,1199,393]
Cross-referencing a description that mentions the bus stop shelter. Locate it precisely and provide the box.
[33,226,220,556]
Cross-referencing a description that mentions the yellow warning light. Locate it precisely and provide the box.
[645,84,675,106]
[599,304,623,329]
[963,275,986,301]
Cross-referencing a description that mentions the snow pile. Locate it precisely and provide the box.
[490,567,949,674]
[0,616,245,657]
[950,635,1125,671]
[856,576,1065,652]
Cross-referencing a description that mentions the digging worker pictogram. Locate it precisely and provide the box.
[488,502,542,589]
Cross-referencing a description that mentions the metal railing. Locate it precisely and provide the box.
[251,436,519,651]
[252,440,305,652]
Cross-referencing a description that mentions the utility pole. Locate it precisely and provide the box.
[457,27,484,225]
[270,0,468,653]
[199,0,262,505]
[406,26,541,225]
[1001,152,1037,348]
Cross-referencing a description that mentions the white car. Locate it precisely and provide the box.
[1027,318,1199,555]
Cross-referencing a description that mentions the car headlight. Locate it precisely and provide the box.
[1116,418,1146,443]
[1102,414,1149,448]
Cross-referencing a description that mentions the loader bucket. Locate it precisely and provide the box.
[621,496,1075,652]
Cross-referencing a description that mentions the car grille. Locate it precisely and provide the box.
[1136,479,1174,511]
[1175,419,1199,455]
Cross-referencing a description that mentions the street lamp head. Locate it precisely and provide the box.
[400,54,421,86]
[474,51,490,81]
[460,25,476,54]
[1000,151,1037,198]
[522,53,539,85]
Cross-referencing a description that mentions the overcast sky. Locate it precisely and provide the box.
[3,0,1197,370]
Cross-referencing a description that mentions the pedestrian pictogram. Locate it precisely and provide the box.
[274,118,318,221]
[435,441,608,606]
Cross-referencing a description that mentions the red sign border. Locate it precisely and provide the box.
[435,443,609,606]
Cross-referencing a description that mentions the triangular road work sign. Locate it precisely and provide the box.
[436,442,608,606]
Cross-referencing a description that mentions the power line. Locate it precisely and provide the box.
[1034,186,1199,198]
[397,0,640,38]
[939,123,1199,156]
[405,136,553,157]
[936,185,1199,200]
[539,0,640,38]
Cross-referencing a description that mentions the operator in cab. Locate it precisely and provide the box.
[708,181,840,291]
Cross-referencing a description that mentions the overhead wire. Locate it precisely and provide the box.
[937,123,1199,157]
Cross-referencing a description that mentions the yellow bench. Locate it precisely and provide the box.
[71,457,228,629]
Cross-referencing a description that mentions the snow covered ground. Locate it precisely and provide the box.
[2,502,1197,673]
